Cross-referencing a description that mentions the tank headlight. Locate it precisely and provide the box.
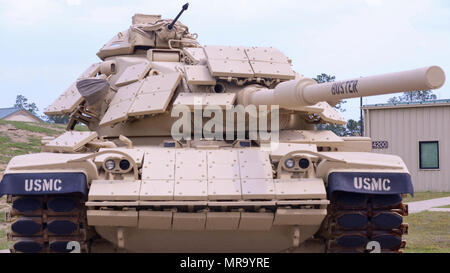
[299,158,310,169]
[105,159,115,171]
[284,158,295,169]
[119,159,130,171]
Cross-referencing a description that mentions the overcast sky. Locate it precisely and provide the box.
[0,0,449,121]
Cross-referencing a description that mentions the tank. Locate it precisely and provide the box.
[0,4,446,253]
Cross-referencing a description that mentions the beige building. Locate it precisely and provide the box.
[362,99,450,192]
[0,107,42,123]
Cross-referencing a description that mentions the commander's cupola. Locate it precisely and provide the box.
[97,3,197,60]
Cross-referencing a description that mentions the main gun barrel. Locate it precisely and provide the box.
[243,66,446,108]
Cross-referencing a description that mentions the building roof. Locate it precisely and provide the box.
[0,107,22,119]
[0,107,42,121]
[361,99,450,110]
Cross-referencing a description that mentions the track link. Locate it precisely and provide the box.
[6,194,92,253]
[323,191,409,253]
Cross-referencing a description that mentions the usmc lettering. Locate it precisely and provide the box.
[25,179,63,192]
[353,177,391,192]
[331,80,359,95]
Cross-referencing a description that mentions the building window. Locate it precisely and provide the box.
[419,141,439,169]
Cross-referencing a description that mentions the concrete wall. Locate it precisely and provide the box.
[364,104,450,192]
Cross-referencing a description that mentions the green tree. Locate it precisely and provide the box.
[46,115,69,124]
[388,90,437,104]
[317,119,362,136]
[317,124,347,136]
[314,73,335,84]
[14,94,39,114]
[346,119,361,136]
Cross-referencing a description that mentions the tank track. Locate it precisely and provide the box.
[323,191,409,253]
[5,194,92,253]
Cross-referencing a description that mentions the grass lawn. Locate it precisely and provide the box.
[0,120,66,168]
[0,136,42,164]
[74,124,89,131]
[0,230,6,250]
[403,211,450,253]
[403,192,450,203]
[0,120,91,171]
[0,211,7,250]
[0,120,63,136]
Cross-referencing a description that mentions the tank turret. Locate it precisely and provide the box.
[46,40,446,136]
[44,3,447,137]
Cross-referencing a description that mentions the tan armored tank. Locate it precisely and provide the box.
[0,4,446,253]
